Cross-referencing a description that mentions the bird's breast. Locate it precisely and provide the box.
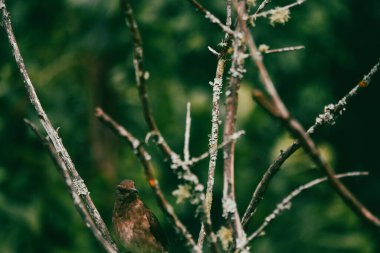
[113,201,165,253]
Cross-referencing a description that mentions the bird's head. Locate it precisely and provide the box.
[116,179,139,202]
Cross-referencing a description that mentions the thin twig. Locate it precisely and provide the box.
[250,0,306,19]
[184,102,192,163]
[186,0,235,35]
[196,132,245,251]
[264,45,305,54]
[0,2,118,252]
[95,108,201,253]
[188,130,245,167]
[243,60,380,228]
[24,120,118,253]
[120,0,177,160]
[247,172,369,243]
[236,2,291,121]
[252,0,271,21]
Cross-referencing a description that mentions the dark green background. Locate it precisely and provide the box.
[0,0,379,252]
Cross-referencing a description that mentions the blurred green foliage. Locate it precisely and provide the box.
[0,0,379,252]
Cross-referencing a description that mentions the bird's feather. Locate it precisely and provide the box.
[145,204,169,251]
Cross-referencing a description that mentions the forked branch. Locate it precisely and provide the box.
[247,172,369,244]
[245,58,380,228]
[95,108,201,253]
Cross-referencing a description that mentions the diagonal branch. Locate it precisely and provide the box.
[119,3,217,250]
[24,120,119,253]
[242,58,380,228]
[120,0,176,159]
[241,65,379,227]
[186,0,235,35]
[187,130,245,167]
[238,16,290,120]
[119,0,204,203]
[247,172,369,243]
[250,0,306,20]
[0,2,118,252]
[95,108,200,253]
[234,0,380,229]
[252,0,272,19]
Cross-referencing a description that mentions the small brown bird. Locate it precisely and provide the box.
[112,179,168,253]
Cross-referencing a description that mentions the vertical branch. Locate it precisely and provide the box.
[120,0,175,158]
[120,0,155,131]
[200,59,226,253]
[0,2,118,252]
[184,102,192,163]
[221,1,249,252]
[192,0,236,249]
[205,59,225,215]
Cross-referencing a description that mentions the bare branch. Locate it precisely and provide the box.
[119,0,207,210]
[24,120,119,253]
[188,130,245,167]
[196,0,236,248]
[247,172,369,243]
[235,2,291,120]
[95,108,201,253]
[234,0,380,229]
[1,2,118,252]
[252,0,271,21]
[120,0,177,160]
[184,102,192,163]
[250,0,306,19]
[220,1,249,252]
[241,65,380,227]
[186,0,235,35]
[262,45,305,54]
[198,58,226,253]
[118,3,220,249]
[242,60,380,228]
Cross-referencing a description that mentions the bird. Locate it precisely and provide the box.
[112,179,169,253]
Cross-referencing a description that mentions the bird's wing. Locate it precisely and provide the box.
[145,205,169,250]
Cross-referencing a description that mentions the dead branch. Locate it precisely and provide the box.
[247,172,369,243]
[0,2,118,252]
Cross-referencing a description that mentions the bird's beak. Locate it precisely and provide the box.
[116,185,139,194]
[129,188,138,194]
